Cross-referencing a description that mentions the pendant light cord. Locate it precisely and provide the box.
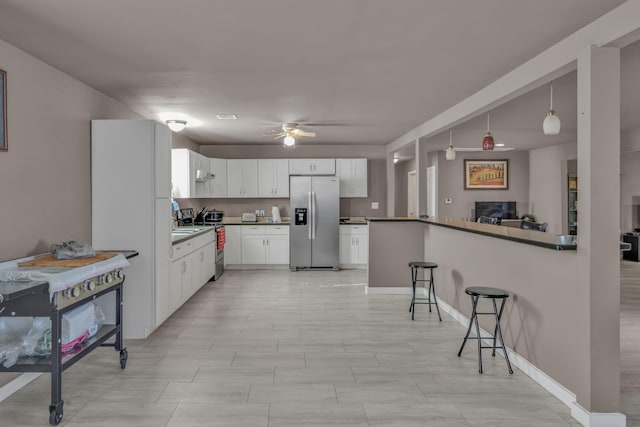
[550,82,554,110]
[487,113,491,133]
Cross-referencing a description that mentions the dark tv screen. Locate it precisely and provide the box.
[475,201,517,221]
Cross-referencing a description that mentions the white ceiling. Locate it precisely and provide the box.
[0,0,633,148]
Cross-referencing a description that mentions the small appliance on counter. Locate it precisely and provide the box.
[204,210,224,224]
[177,208,195,226]
[194,207,208,225]
[272,206,282,223]
[241,212,257,223]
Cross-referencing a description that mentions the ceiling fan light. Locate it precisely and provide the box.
[166,119,187,132]
[543,111,561,135]
[283,135,296,147]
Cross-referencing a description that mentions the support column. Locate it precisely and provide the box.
[576,46,620,415]
[386,151,395,217]
[415,138,428,217]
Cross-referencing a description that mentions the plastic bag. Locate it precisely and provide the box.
[0,303,108,367]
[0,318,33,368]
[50,240,96,260]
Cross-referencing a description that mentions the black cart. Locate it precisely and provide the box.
[0,251,136,425]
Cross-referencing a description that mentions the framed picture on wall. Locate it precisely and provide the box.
[464,159,508,190]
[0,69,6,151]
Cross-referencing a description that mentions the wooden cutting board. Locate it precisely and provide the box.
[18,252,118,268]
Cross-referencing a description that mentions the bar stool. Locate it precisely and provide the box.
[457,286,513,374]
[408,261,441,321]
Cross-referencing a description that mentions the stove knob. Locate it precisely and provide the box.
[114,269,124,280]
[104,273,114,284]
[66,286,80,298]
[83,280,96,291]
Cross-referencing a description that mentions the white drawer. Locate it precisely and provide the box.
[266,225,289,235]
[172,240,194,260]
[340,224,368,235]
[242,225,265,235]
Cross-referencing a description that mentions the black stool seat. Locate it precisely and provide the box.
[408,261,438,269]
[457,286,513,374]
[408,261,441,321]
[465,287,508,299]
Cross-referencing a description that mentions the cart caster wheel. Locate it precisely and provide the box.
[120,349,128,369]
[49,407,63,425]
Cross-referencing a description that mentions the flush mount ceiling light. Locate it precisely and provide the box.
[543,82,561,135]
[446,129,456,160]
[482,113,495,151]
[166,119,187,132]
[283,135,296,147]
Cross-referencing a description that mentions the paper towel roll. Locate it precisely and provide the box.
[272,206,281,223]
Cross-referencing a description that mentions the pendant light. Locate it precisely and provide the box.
[283,135,295,147]
[482,113,494,151]
[445,129,456,160]
[543,82,561,135]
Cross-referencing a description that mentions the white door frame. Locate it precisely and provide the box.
[407,170,417,217]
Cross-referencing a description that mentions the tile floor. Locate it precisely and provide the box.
[0,269,586,426]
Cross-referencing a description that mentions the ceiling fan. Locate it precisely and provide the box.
[263,123,316,147]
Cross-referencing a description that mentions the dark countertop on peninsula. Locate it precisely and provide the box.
[366,217,577,251]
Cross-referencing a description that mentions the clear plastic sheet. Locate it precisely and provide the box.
[0,303,107,367]
[0,253,130,299]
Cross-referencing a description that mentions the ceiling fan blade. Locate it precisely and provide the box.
[294,130,316,137]
[263,130,284,137]
[273,134,285,140]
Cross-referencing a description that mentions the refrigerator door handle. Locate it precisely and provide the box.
[312,191,317,239]
[308,191,312,240]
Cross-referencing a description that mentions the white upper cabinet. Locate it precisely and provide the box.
[336,158,367,198]
[208,158,227,198]
[227,159,258,197]
[171,149,211,198]
[258,159,289,197]
[288,158,335,175]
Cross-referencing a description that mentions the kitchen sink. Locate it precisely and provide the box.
[172,228,202,235]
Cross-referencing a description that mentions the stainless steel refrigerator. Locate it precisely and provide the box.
[290,176,340,270]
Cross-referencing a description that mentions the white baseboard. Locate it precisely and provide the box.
[571,404,626,427]
[366,287,626,427]
[366,286,416,295]
[0,373,41,402]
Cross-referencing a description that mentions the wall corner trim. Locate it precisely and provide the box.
[570,404,626,427]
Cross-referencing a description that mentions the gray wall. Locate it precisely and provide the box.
[195,144,387,218]
[621,151,640,232]
[393,158,415,217]
[0,39,149,262]
[528,142,577,234]
[436,150,530,221]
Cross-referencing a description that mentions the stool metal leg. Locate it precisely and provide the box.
[409,267,416,320]
[428,269,442,321]
[457,295,479,357]
[493,298,513,374]
[473,296,483,373]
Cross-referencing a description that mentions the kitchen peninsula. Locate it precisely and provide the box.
[366,217,613,422]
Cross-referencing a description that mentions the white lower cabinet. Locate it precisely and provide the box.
[339,225,368,267]
[240,225,290,265]
[163,229,216,326]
